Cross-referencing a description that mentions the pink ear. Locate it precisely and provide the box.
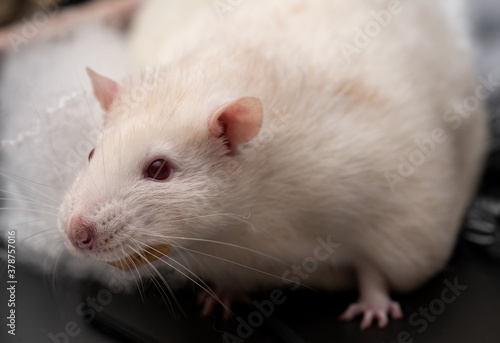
[86,67,120,111]
[208,97,263,153]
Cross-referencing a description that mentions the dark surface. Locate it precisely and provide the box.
[1,239,500,343]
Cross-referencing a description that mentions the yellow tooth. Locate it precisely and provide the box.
[106,244,171,271]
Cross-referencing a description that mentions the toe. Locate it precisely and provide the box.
[201,296,218,317]
[375,310,389,328]
[221,297,234,320]
[360,311,375,330]
[389,301,403,320]
[340,304,365,321]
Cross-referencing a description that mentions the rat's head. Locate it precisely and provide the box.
[58,68,263,269]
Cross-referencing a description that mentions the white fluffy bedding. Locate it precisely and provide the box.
[0,21,129,275]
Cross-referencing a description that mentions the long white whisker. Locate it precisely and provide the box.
[20,233,62,251]
[0,188,60,207]
[0,207,58,217]
[170,243,310,290]
[51,248,67,295]
[133,239,216,308]
[126,243,179,314]
[127,242,228,315]
[130,253,175,315]
[117,244,146,303]
[5,218,58,231]
[0,170,61,203]
[0,197,60,211]
[139,232,288,265]
[20,227,60,245]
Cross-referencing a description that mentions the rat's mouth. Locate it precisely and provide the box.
[106,244,171,271]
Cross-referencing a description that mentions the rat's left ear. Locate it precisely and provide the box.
[208,97,263,154]
[86,67,121,111]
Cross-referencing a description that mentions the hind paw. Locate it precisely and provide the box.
[340,298,403,330]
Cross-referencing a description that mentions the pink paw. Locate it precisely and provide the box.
[198,289,252,320]
[339,299,403,330]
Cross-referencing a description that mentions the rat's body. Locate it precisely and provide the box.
[58,0,488,328]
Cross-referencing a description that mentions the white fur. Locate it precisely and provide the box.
[57,0,489,296]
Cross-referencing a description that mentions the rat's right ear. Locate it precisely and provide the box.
[86,67,121,111]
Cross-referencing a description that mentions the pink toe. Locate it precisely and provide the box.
[376,310,389,328]
[340,304,364,321]
[389,302,403,320]
[360,311,375,330]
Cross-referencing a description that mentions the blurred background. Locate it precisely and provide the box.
[0,0,89,27]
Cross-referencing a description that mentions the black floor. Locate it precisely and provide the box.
[1,237,500,343]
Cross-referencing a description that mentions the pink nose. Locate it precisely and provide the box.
[67,216,95,250]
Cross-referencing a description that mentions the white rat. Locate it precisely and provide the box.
[58,0,488,329]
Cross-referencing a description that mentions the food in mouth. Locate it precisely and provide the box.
[106,244,171,271]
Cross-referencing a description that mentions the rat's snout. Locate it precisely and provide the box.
[67,215,95,250]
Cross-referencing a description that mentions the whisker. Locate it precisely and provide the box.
[170,243,309,290]
[0,170,61,203]
[51,248,67,295]
[123,241,176,314]
[175,246,211,286]
[126,243,178,314]
[127,241,226,316]
[20,227,60,245]
[0,207,58,217]
[0,197,60,211]
[0,188,60,207]
[157,254,233,316]
[143,266,176,315]
[4,217,58,230]
[118,244,146,303]
[139,232,288,266]
[19,231,62,250]
[133,239,216,306]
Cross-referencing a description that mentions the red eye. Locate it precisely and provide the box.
[88,148,95,161]
[146,159,172,180]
